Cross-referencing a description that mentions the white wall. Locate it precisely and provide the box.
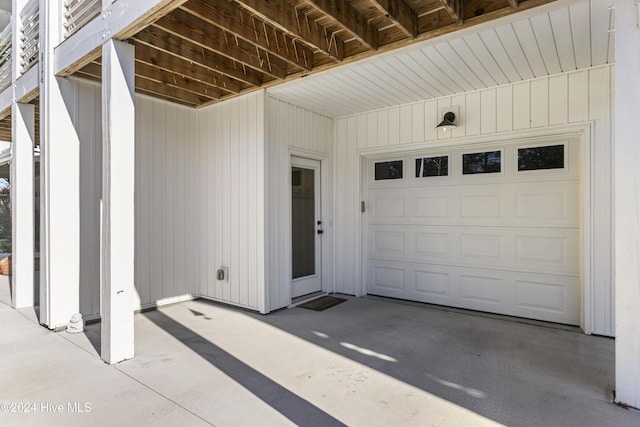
[265,96,334,311]
[194,91,266,311]
[134,94,200,311]
[334,65,615,336]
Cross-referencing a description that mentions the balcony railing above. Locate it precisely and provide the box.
[63,0,101,38]
[20,0,39,74]
[0,24,11,92]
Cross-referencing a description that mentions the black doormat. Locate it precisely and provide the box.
[298,296,347,311]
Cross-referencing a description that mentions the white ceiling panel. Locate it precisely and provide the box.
[479,28,523,82]
[569,1,593,69]
[494,23,535,81]
[463,33,510,86]
[267,0,614,118]
[530,14,563,75]
[549,7,578,72]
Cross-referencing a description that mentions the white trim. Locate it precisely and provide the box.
[359,122,594,332]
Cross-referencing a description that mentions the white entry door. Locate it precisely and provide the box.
[291,157,322,299]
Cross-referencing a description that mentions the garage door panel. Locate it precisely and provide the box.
[415,232,451,258]
[366,137,581,325]
[460,273,505,305]
[370,181,578,228]
[415,270,451,298]
[367,260,580,324]
[515,232,579,274]
[415,195,450,217]
[460,194,505,218]
[369,225,579,276]
[372,265,406,292]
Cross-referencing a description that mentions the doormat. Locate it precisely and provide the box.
[298,296,347,311]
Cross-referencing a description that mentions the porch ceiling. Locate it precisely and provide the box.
[71,0,574,109]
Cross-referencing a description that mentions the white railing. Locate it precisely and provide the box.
[0,24,11,92]
[63,0,101,38]
[20,0,39,73]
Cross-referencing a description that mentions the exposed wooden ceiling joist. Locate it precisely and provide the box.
[234,0,344,61]
[371,0,419,39]
[302,0,379,50]
[441,0,463,25]
[182,0,316,69]
[62,0,561,108]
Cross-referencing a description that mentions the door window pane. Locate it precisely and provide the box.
[518,145,564,171]
[374,160,403,180]
[463,151,501,174]
[292,167,315,279]
[416,156,448,177]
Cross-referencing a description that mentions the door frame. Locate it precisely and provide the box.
[288,151,332,302]
[359,123,595,333]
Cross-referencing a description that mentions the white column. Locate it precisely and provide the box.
[39,0,81,329]
[614,0,640,409]
[10,103,35,308]
[101,39,135,364]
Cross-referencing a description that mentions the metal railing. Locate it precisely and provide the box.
[63,0,101,38]
[20,0,39,73]
[0,24,11,91]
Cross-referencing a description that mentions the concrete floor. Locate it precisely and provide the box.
[1,281,639,426]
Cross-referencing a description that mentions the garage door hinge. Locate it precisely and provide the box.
[361,201,366,213]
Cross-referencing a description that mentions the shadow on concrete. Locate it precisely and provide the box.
[143,309,345,427]
[83,321,101,356]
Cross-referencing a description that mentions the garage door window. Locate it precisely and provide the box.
[375,160,403,180]
[416,156,448,177]
[462,151,501,174]
[517,144,565,171]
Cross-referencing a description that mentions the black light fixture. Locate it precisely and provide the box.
[436,111,457,132]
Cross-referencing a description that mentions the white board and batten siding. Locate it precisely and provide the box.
[334,65,615,336]
[193,91,266,311]
[265,96,334,311]
[73,79,270,316]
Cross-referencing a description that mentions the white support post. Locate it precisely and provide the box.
[39,0,81,329]
[101,38,135,364]
[614,0,640,409]
[10,102,35,308]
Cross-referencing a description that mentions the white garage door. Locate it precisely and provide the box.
[366,138,581,325]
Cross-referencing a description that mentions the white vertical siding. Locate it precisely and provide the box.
[334,65,616,336]
[195,91,266,311]
[134,96,201,310]
[66,78,102,319]
[265,96,334,311]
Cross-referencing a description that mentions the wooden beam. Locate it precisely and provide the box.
[135,75,213,106]
[183,1,318,69]
[303,0,378,50]
[440,0,463,25]
[371,0,418,39]
[154,9,290,79]
[508,0,520,8]
[232,0,343,61]
[135,62,224,100]
[132,27,265,87]
[82,60,225,101]
[133,44,244,93]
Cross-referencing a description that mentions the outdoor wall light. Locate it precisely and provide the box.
[436,111,457,132]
